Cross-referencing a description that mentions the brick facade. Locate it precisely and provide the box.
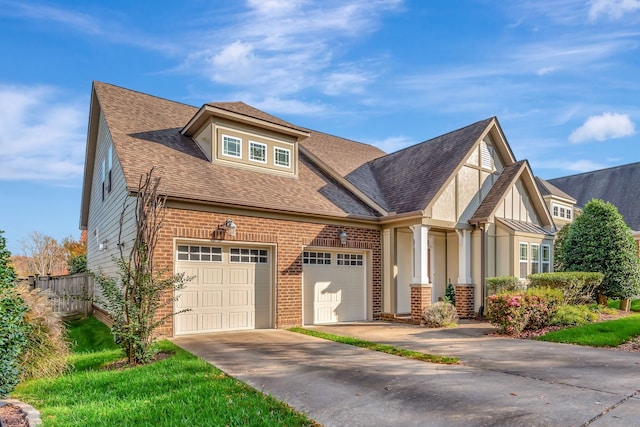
[454,284,475,318]
[152,208,382,337]
[410,284,432,324]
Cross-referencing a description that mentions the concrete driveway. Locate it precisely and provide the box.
[173,321,640,427]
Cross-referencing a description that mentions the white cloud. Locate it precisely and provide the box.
[181,0,401,108]
[568,112,635,143]
[0,85,85,183]
[369,135,414,153]
[589,0,640,20]
[535,159,609,174]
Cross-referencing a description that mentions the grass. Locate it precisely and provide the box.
[537,313,640,347]
[13,317,315,427]
[288,327,459,364]
[607,298,640,312]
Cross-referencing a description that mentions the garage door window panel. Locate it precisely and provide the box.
[177,245,222,262]
[337,253,363,266]
[303,251,332,265]
[230,248,268,263]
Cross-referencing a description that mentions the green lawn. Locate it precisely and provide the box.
[537,313,640,347]
[607,298,640,312]
[13,318,315,427]
[288,327,459,364]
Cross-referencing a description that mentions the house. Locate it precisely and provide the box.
[546,163,640,255]
[80,82,556,337]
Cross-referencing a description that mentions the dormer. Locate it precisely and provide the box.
[535,177,577,228]
[181,102,309,177]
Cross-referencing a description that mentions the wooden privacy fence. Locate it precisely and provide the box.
[28,273,94,317]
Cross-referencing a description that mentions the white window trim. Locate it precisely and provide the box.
[531,243,540,275]
[249,140,267,164]
[222,134,242,159]
[541,244,551,273]
[519,242,528,279]
[274,146,291,168]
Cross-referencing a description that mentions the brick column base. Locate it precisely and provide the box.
[411,284,432,324]
[455,284,475,318]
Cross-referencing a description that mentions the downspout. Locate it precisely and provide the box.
[478,223,486,318]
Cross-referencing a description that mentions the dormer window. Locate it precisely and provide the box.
[223,135,241,158]
[249,141,267,163]
[274,147,290,168]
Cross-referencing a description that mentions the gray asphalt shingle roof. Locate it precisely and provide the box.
[364,118,495,214]
[548,162,640,231]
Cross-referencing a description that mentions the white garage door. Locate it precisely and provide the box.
[303,250,366,324]
[174,244,272,335]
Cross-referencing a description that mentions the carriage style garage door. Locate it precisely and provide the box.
[174,244,272,335]
[303,250,366,324]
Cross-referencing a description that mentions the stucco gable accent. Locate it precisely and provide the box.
[469,160,553,229]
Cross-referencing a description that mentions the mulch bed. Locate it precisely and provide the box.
[102,350,174,371]
[0,404,29,427]
[493,309,640,352]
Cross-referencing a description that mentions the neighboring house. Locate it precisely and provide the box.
[546,163,640,255]
[80,82,555,336]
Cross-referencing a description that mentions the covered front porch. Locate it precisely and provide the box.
[381,223,482,324]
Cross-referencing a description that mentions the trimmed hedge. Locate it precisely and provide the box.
[528,272,603,305]
[486,276,520,295]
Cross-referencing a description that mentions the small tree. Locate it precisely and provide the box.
[95,169,187,365]
[561,199,640,301]
[0,231,29,397]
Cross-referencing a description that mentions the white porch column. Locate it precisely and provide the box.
[411,225,430,285]
[456,229,472,284]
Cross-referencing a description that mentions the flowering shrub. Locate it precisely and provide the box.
[486,287,563,335]
[486,293,527,334]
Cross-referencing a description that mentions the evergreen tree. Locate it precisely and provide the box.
[562,200,640,300]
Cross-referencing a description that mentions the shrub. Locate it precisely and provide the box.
[16,284,70,380]
[422,301,459,328]
[486,276,520,295]
[486,292,527,334]
[486,288,563,334]
[523,287,564,330]
[550,304,598,327]
[528,272,603,305]
[0,230,29,398]
[445,281,456,306]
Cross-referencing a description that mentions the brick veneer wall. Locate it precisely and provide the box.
[410,285,432,324]
[152,208,382,337]
[454,284,475,318]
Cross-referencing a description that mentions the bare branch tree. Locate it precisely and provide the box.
[20,232,66,276]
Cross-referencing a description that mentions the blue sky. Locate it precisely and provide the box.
[1,0,639,254]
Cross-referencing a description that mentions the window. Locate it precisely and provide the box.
[222,135,241,158]
[519,243,528,279]
[531,244,540,274]
[101,159,106,201]
[566,209,572,220]
[337,253,363,266]
[274,147,290,168]
[542,244,550,273]
[176,245,222,262]
[303,251,331,265]
[107,144,113,193]
[249,141,267,163]
[559,207,566,218]
[553,205,559,217]
[230,248,268,263]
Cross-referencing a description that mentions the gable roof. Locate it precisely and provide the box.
[548,162,640,231]
[469,160,554,230]
[80,82,380,228]
[535,177,576,203]
[363,117,502,214]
